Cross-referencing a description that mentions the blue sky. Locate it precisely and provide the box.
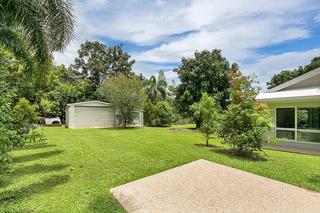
[53,0,320,89]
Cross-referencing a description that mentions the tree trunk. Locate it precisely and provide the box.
[205,135,209,146]
[195,119,201,129]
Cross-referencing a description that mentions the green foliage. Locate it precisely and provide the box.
[0,53,23,167]
[0,0,75,74]
[144,70,168,104]
[220,70,272,154]
[190,93,219,146]
[12,98,38,135]
[145,101,174,127]
[70,41,135,93]
[267,57,320,89]
[174,49,230,127]
[99,75,146,127]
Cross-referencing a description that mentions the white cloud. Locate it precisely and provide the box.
[53,0,320,85]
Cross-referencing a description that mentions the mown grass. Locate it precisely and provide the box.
[1,126,319,212]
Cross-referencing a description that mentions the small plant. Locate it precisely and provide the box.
[220,69,272,154]
[12,98,38,136]
[191,93,219,146]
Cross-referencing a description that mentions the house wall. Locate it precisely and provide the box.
[266,99,320,144]
[66,103,144,128]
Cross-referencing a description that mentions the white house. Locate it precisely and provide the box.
[257,67,320,148]
[65,101,143,128]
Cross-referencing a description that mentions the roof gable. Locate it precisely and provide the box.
[67,101,113,107]
[268,67,320,92]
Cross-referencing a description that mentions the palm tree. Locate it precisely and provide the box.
[146,70,168,103]
[0,0,75,73]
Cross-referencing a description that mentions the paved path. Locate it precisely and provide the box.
[111,159,320,213]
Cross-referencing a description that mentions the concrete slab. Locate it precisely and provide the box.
[111,159,320,213]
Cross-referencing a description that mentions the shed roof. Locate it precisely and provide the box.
[67,101,113,107]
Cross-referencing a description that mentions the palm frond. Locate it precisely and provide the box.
[1,0,52,67]
[42,0,75,51]
[0,25,33,71]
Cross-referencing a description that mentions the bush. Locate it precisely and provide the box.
[145,101,175,127]
[12,98,38,135]
[219,70,272,154]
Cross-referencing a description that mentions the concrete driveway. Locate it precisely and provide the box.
[111,159,320,213]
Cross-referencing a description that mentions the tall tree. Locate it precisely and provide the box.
[267,57,320,89]
[70,41,135,91]
[0,0,75,73]
[174,49,230,128]
[145,70,168,103]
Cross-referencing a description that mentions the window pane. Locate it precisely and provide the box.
[276,108,295,128]
[297,108,320,130]
[276,130,295,140]
[297,131,320,143]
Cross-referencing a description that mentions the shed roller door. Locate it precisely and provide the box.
[74,106,114,128]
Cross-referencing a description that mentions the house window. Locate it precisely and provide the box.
[276,108,296,140]
[297,108,320,130]
[276,108,295,128]
[297,107,320,143]
[276,107,320,143]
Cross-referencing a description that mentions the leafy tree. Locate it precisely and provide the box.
[0,0,75,73]
[99,75,146,127]
[190,93,219,146]
[70,41,135,93]
[220,69,272,154]
[267,57,320,89]
[174,49,230,128]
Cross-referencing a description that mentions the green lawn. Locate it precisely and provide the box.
[1,126,320,212]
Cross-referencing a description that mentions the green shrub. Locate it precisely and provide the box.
[220,70,272,154]
[12,98,38,135]
[145,101,175,127]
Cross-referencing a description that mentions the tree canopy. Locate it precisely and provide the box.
[70,41,135,92]
[174,49,230,127]
[267,57,320,89]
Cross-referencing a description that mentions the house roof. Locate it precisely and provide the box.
[256,87,320,102]
[268,67,320,92]
[67,101,113,107]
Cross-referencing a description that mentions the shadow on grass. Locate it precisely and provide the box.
[308,175,320,185]
[87,194,125,213]
[193,143,220,148]
[169,128,197,133]
[0,174,70,203]
[13,150,64,163]
[13,143,57,151]
[0,164,69,188]
[13,163,69,177]
[212,148,267,161]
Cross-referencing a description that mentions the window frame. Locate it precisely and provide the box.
[275,106,320,144]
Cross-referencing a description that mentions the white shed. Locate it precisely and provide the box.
[65,101,143,128]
